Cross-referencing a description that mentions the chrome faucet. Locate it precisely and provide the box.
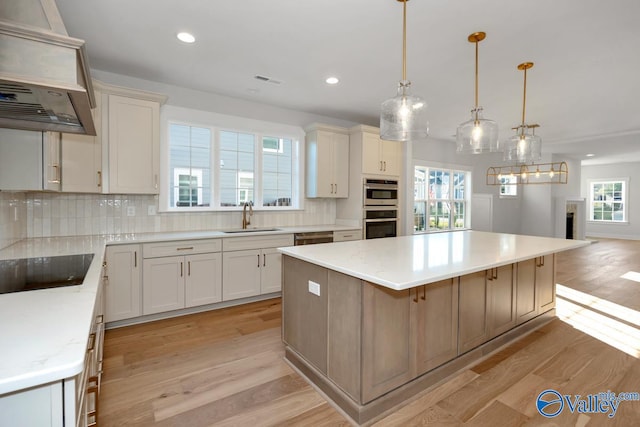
[242,201,253,229]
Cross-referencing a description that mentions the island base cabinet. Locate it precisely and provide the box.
[361,283,413,404]
[414,279,459,375]
[516,259,538,324]
[537,255,556,312]
[458,272,488,354]
[487,264,517,338]
[282,256,328,374]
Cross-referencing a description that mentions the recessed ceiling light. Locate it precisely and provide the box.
[325,77,339,85]
[177,32,196,43]
[586,153,595,157]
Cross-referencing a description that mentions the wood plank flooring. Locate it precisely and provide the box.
[99,238,640,426]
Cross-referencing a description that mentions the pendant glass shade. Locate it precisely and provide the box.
[380,81,429,141]
[503,126,542,164]
[456,107,499,154]
[456,32,499,153]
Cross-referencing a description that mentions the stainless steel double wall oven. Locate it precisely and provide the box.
[363,178,399,239]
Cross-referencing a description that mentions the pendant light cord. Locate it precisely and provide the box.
[474,40,479,109]
[402,0,407,81]
[521,67,527,126]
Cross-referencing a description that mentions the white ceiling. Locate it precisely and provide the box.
[55,0,640,165]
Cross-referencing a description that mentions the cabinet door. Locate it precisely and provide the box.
[108,94,159,194]
[487,264,516,338]
[0,382,64,427]
[260,248,282,293]
[104,244,141,322]
[222,249,261,301]
[185,253,222,307]
[537,255,556,312]
[380,138,401,176]
[0,128,43,191]
[362,282,413,403]
[333,132,349,197]
[361,133,382,175]
[414,279,459,375]
[43,132,61,191]
[142,256,185,314]
[458,271,488,354]
[61,91,102,193]
[516,259,538,324]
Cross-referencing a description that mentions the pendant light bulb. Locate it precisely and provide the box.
[456,32,499,154]
[380,0,428,142]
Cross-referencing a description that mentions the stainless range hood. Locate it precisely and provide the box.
[0,0,96,135]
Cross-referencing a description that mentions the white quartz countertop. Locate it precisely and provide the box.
[279,231,590,290]
[0,224,359,395]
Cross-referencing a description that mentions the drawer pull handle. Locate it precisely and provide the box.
[180,262,184,277]
[96,314,104,324]
[177,247,194,251]
[263,253,266,267]
[134,251,137,268]
[188,261,191,276]
[421,285,426,300]
[413,288,418,303]
[257,254,260,267]
[87,333,96,351]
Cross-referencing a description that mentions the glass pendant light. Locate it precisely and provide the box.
[380,0,428,142]
[456,32,499,154]
[503,62,542,164]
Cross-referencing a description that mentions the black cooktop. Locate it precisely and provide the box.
[0,253,94,295]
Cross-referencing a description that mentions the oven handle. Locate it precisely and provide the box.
[364,218,399,223]
[364,183,398,190]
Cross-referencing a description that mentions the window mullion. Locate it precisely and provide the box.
[255,133,263,207]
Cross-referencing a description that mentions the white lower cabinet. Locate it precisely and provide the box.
[142,239,222,315]
[222,234,294,301]
[105,244,141,322]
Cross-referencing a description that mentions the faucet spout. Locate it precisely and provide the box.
[242,201,253,229]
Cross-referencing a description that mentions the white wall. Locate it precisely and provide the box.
[581,162,640,239]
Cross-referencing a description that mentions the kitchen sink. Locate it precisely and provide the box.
[222,227,281,234]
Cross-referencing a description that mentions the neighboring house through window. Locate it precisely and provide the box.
[162,112,300,211]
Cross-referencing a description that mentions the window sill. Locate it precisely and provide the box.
[587,220,629,226]
[159,206,304,214]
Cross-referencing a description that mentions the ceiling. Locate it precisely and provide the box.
[55,0,640,165]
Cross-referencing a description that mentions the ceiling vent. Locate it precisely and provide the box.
[254,75,282,85]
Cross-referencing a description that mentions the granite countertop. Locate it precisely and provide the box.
[0,224,360,395]
[278,230,591,290]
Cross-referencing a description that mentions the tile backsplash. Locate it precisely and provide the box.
[0,192,27,249]
[25,193,337,238]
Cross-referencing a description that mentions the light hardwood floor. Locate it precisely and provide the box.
[99,238,640,426]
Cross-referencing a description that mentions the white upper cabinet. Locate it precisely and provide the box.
[106,93,162,194]
[0,129,60,191]
[305,124,349,198]
[61,90,103,193]
[359,129,401,177]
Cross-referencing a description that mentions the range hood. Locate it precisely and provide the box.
[0,0,96,135]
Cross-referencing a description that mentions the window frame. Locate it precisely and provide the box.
[159,107,303,213]
[587,177,629,224]
[413,163,472,234]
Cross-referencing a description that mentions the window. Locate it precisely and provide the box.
[500,175,518,197]
[169,125,211,208]
[414,166,470,232]
[589,179,628,222]
[165,120,299,211]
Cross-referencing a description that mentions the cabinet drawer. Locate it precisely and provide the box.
[222,234,294,251]
[143,239,222,258]
[333,230,361,242]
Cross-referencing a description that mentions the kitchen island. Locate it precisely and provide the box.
[279,231,589,425]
